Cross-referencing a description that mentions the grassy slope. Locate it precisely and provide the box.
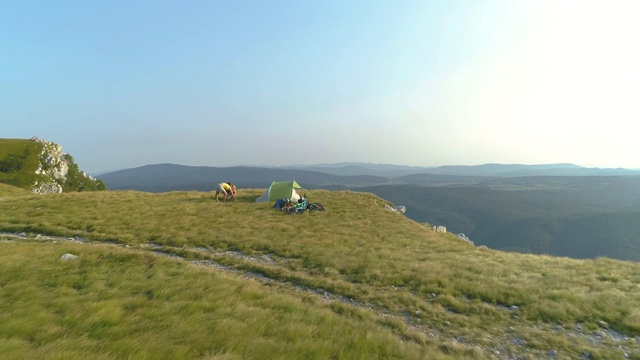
[0,139,45,189]
[0,242,431,360]
[1,186,639,359]
[0,183,31,197]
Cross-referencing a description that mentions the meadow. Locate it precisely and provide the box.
[0,139,44,189]
[1,184,639,359]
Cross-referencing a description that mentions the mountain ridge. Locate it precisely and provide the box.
[284,162,640,178]
[97,162,640,191]
[98,163,390,192]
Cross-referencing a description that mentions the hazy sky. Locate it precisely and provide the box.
[3,1,639,173]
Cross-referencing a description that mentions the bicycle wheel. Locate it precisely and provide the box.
[308,203,325,211]
[286,206,298,215]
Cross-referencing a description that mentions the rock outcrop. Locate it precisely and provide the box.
[30,137,104,194]
[32,137,66,194]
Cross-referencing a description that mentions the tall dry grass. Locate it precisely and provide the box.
[0,242,439,359]
[1,187,639,358]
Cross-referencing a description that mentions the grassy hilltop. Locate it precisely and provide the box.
[0,139,47,189]
[0,138,105,193]
[1,184,639,359]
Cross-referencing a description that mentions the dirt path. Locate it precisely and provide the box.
[2,232,638,359]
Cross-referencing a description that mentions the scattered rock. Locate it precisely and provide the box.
[434,225,447,233]
[383,204,406,214]
[455,233,474,245]
[60,253,78,260]
[598,320,608,328]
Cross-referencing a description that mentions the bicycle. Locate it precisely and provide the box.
[306,202,325,212]
[287,205,306,215]
[285,197,308,215]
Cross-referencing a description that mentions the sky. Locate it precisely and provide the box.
[2,0,639,174]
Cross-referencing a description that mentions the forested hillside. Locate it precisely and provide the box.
[361,177,640,261]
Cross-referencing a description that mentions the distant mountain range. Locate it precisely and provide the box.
[97,163,388,192]
[284,162,640,178]
[97,162,640,192]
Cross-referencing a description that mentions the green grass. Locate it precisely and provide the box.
[1,186,639,358]
[0,183,31,197]
[0,139,46,189]
[0,242,436,359]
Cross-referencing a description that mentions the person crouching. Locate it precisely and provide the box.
[215,182,237,202]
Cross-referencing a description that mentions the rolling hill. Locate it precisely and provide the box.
[96,162,640,192]
[97,163,389,192]
[0,184,639,358]
[97,163,640,262]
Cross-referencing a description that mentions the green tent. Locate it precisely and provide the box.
[255,181,303,202]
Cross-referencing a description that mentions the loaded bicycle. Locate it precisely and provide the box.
[286,197,308,215]
[273,195,325,215]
